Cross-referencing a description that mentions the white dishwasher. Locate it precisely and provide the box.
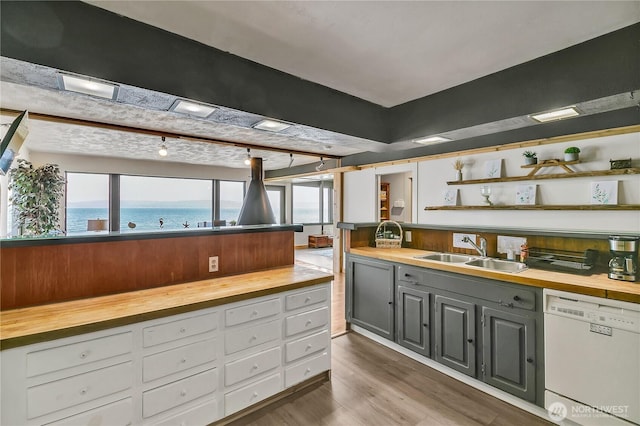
[544,289,640,425]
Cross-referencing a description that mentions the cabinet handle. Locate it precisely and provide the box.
[180,358,187,364]
[252,392,259,398]
[250,335,257,341]
[467,338,473,343]
[79,351,89,359]
[305,296,312,303]
[306,320,313,326]
[306,344,313,351]
[513,295,521,302]
[404,273,412,277]
[388,301,393,305]
[527,357,534,364]
[179,327,186,333]
[252,364,259,370]
[251,310,258,316]
[423,323,428,328]
[180,389,187,397]
[79,387,88,395]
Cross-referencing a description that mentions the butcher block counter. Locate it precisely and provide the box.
[0,264,333,349]
[350,247,640,303]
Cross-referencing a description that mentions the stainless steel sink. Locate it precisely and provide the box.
[465,258,528,273]
[415,253,474,263]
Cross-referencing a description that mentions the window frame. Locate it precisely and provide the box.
[291,180,333,225]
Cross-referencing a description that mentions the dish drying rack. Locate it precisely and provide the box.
[526,247,599,274]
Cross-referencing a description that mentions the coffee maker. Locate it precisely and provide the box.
[608,236,638,282]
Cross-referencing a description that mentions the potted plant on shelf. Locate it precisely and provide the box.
[9,159,65,237]
[452,158,464,181]
[522,150,537,165]
[564,147,581,162]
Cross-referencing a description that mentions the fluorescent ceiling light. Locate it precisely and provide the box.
[169,99,217,118]
[530,107,580,123]
[58,74,119,100]
[252,119,292,132]
[414,135,452,145]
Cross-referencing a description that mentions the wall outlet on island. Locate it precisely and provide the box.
[209,256,219,273]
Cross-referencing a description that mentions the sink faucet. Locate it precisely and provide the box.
[463,236,487,257]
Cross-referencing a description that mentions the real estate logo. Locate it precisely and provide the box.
[548,401,568,421]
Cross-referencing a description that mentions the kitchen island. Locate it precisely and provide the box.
[1,264,333,425]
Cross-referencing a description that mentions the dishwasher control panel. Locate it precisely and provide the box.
[544,290,640,334]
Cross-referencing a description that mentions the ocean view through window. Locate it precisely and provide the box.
[66,173,110,235]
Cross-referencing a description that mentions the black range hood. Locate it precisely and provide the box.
[237,157,276,225]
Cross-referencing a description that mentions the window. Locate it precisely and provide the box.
[120,175,212,231]
[292,180,332,224]
[66,173,110,234]
[217,180,245,223]
[266,185,285,224]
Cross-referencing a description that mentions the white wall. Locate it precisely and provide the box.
[415,132,640,233]
[344,168,376,222]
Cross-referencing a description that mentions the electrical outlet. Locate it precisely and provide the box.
[405,230,412,243]
[208,256,219,273]
[453,233,476,249]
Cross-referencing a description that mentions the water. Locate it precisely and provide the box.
[67,207,240,234]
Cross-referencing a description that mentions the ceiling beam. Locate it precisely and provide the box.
[0,109,342,159]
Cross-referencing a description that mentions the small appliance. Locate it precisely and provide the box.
[608,235,638,282]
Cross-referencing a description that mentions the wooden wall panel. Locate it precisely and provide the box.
[1,231,294,310]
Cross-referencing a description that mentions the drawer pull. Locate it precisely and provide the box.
[252,364,259,370]
[180,358,187,364]
[180,389,187,397]
[305,296,311,303]
[305,367,311,374]
[179,327,186,333]
[306,344,313,351]
[527,357,534,364]
[467,338,473,344]
[79,351,89,359]
[305,320,312,326]
[250,335,257,341]
[252,391,259,399]
[513,295,521,302]
[79,387,88,396]
[251,310,258,316]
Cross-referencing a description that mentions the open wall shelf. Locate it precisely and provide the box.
[424,205,640,211]
[446,168,640,185]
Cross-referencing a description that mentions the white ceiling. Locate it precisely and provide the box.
[2,1,638,170]
[86,0,639,107]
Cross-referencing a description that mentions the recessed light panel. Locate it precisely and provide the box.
[58,74,119,100]
[530,107,580,123]
[414,136,452,145]
[252,119,292,132]
[170,100,217,118]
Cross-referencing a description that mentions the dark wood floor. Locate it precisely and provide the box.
[229,332,551,426]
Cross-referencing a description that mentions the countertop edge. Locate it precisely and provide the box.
[0,265,333,349]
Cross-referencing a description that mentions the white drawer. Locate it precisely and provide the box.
[150,397,218,426]
[27,362,133,419]
[284,352,330,388]
[284,307,329,337]
[224,320,280,355]
[225,298,280,327]
[285,286,329,311]
[45,397,133,426]
[143,369,218,418]
[285,330,329,363]
[224,373,281,416]
[143,312,218,348]
[224,347,281,387]
[27,332,132,377]
[143,338,218,383]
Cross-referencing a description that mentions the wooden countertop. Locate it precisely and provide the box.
[350,247,640,303]
[0,265,333,349]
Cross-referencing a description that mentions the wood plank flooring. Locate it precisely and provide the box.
[229,332,552,426]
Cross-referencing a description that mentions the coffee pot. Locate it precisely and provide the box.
[608,236,638,282]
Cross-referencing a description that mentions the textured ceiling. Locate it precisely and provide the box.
[1,1,638,171]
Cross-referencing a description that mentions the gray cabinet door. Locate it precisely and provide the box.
[435,295,476,376]
[397,286,430,357]
[347,257,394,340]
[482,307,536,402]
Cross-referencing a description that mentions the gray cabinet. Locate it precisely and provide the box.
[434,295,476,376]
[397,286,430,357]
[482,307,536,402]
[346,255,395,340]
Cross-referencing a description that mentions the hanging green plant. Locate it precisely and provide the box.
[9,159,65,237]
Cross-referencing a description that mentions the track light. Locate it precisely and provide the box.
[158,136,168,157]
[244,148,251,165]
[288,153,294,168]
[315,157,325,172]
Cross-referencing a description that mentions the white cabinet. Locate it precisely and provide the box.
[1,282,331,425]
